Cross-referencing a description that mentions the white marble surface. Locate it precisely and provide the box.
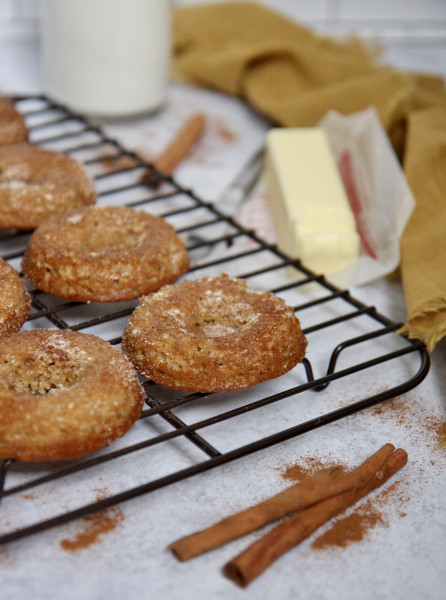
[1,2,446,600]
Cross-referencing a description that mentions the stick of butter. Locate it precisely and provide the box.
[264,127,360,275]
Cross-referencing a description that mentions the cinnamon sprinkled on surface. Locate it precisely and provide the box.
[311,480,407,551]
[94,487,109,502]
[371,396,446,456]
[60,507,124,553]
[353,392,446,454]
[215,120,237,143]
[311,502,385,550]
[0,548,9,562]
[279,458,345,482]
[0,547,15,567]
[370,395,445,440]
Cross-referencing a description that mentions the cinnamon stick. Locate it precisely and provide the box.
[223,447,408,587]
[141,113,205,186]
[170,467,346,561]
[169,443,395,562]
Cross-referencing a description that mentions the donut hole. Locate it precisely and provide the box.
[181,297,258,338]
[0,350,88,395]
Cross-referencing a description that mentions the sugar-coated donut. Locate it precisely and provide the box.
[122,274,307,392]
[0,258,31,337]
[0,98,28,145]
[0,143,96,230]
[0,329,145,462]
[22,205,190,303]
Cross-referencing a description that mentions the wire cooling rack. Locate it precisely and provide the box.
[0,95,430,546]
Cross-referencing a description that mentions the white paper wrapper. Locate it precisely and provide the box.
[319,107,416,287]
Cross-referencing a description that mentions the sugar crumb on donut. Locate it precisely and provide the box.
[0,143,96,230]
[21,205,190,303]
[0,98,28,145]
[122,273,307,392]
[0,329,145,462]
[0,258,31,337]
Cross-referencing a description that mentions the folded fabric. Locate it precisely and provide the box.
[174,1,378,96]
[173,1,446,350]
[173,2,446,156]
[399,107,446,351]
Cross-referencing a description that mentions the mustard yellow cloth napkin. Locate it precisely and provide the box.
[399,107,446,351]
[173,1,446,350]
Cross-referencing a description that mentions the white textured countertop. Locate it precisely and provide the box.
[0,2,446,599]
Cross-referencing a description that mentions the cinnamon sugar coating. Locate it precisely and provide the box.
[0,258,31,337]
[122,274,307,392]
[0,98,28,144]
[0,329,145,461]
[21,205,190,302]
[0,143,96,230]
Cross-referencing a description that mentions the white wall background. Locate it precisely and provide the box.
[0,0,445,93]
[2,0,446,43]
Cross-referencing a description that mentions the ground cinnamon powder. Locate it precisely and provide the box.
[311,498,385,550]
[60,507,124,553]
[0,548,12,566]
[311,481,407,551]
[370,394,446,448]
[215,120,237,143]
[279,458,345,482]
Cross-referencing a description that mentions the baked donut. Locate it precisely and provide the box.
[22,205,189,302]
[0,98,28,144]
[0,329,145,462]
[122,274,307,392]
[0,143,96,230]
[0,258,31,336]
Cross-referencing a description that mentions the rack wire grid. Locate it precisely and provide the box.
[0,95,430,546]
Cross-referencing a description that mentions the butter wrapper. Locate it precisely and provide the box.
[318,107,415,287]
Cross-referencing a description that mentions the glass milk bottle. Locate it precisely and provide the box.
[40,0,171,117]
